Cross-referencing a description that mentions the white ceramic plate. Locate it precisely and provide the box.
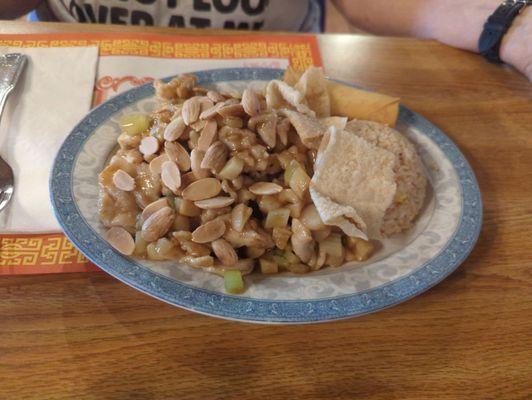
[50,68,482,323]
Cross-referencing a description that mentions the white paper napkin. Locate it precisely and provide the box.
[0,46,98,233]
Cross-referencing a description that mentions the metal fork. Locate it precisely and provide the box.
[0,53,27,213]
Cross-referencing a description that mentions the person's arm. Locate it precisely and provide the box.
[333,0,532,80]
[0,0,43,19]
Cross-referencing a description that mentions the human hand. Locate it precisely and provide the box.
[427,0,531,81]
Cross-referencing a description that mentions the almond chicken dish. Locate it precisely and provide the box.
[98,67,427,294]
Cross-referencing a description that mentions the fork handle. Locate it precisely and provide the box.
[0,53,27,118]
[0,86,13,116]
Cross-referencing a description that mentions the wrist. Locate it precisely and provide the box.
[424,0,501,52]
[499,6,532,77]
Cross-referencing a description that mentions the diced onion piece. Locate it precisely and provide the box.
[346,237,375,261]
[133,231,148,257]
[120,114,151,136]
[283,159,299,184]
[287,161,310,199]
[173,215,190,231]
[224,270,245,294]
[264,208,290,229]
[319,233,343,258]
[246,246,266,259]
[300,204,326,231]
[175,197,202,217]
[219,156,244,180]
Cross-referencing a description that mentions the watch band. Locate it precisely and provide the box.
[478,0,531,63]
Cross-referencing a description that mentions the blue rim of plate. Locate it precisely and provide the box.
[50,68,482,324]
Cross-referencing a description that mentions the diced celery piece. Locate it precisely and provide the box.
[269,249,290,268]
[224,270,245,294]
[259,258,279,274]
[271,254,289,268]
[120,114,151,136]
[264,208,290,229]
[283,249,301,264]
[286,263,310,274]
[219,157,244,180]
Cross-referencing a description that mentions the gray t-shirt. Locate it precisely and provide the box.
[41,0,322,32]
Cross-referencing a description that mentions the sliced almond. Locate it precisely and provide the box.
[139,136,159,156]
[106,227,135,255]
[220,92,242,100]
[217,103,245,117]
[190,119,207,132]
[198,97,214,112]
[112,169,135,191]
[207,90,225,103]
[191,218,226,243]
[200,141,228,172]
[211,238,238,266]
[241,88,261,116]
[194,196,235,210]
[182,177,222,201]
[165,141,191,171]
[193,86,209,95]
[249,182,283,195]
[141,206,175,242]
[149,153,170,175]
[161,161,181,193]
[163,116,186,141]
[200,102,224,120]
[197,119,218,152]
[141,197,169,222]
[191,149,210,179]
[182,97,201,125]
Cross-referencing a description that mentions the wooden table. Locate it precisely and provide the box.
[1,21,531,400]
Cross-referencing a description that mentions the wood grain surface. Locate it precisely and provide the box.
[1,21,531,400]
